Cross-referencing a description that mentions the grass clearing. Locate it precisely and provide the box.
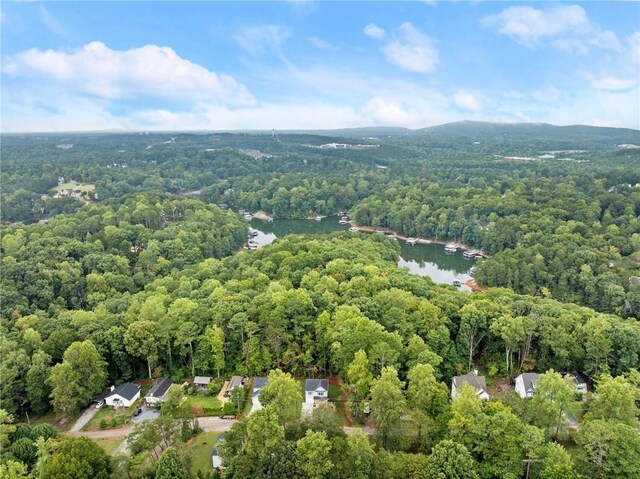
[52,181,95,192]
[183,396,223,416]
[94,437,123,455]
[183,431,220,476]
[30,411,79,432]
[329,383,347,426]
[83,405,135,431]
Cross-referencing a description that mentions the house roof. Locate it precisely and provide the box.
[252,377,268,390]
[106,383,141,401]
[193,376,212,385]
[305,379,328,392]
[227,376,244,392]
[211,432,226,457]
[453,372,488,395]
[518,373,540,392]
[564,372,587,385]
[146,377,173,399]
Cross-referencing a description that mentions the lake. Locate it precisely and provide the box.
[249,217,475,291]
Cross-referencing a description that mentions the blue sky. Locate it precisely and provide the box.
[1,1,639,132]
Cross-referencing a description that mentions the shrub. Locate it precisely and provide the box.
[222,402,236,416]
[99,419,108,429]
[31,423,58,440]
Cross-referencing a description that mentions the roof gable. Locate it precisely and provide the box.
[305,379,328,392]
[252,377,268,390]
[146,377,173,399]
[107,382,141,401]
[453,373,487,393]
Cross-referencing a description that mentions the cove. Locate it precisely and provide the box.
[248,217,476,291]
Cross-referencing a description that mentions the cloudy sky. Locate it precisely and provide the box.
[1,1,639,132]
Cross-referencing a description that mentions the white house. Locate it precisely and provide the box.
[515,373,540,399]
[303,379,328,413]
[105,383,141,408]
[451,370,490,401]
[564,372,588,395]
[145,377,173,405]
[250,377,268,414]
[211,432,226,469]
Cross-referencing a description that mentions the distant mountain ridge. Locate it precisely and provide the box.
[3,121,639,142]
[272,121,640,142]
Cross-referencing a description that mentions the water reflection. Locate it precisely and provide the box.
[249,218,475,290]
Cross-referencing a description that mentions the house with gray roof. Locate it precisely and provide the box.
[193,376,212,393]
[145,377,173,405]
[515,373,540,399]
[303,378,328,413]
[224,376,244,397]
[451,370,490,400]
[211,432,226,469]
[105,383,141,408]
[250,377,268,414]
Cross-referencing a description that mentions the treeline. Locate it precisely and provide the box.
[1,225,639,477]
[2,230,639,417]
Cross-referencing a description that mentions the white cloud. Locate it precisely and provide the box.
[361,97,420,125]
[235,25,291,55]
[482,5,620,52]
[39,5,67,37]
[364,23,386,40]
[3,42,254,106]
[308,36,339,51]
[589,76,637,92]
[453,89,481,111]
[380,22,438,73]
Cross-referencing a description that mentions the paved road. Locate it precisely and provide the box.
[69,406,99,433]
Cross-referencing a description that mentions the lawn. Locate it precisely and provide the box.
[329,383,347,426]
[52,181,95,192]
[183,431,221,476]
[94,437,123,455]
[183,396,223,416]
[83,405,135,431]
[30,411,80,432]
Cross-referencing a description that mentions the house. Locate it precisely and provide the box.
[451,370,490,400]
[193,376,212,393]
[515,373,540,399]
[105,383,141,408]
[91,387,112,409]
[211,432,226,469]
[303,379,328,413]
[145,377,173,405]
[250,377,268,414]
[564,372,588,395]
[224,376,244,397]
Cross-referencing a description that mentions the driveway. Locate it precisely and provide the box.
[198,416,237,432]
[69,406,99,433]
[132,404,159,424]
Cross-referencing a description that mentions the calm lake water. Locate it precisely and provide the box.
[249,217,475,291]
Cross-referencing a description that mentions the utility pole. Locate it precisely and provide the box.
[522,458,543,479]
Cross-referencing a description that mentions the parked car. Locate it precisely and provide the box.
[133,408,143,417]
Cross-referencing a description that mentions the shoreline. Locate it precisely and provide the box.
[346,223,487,257]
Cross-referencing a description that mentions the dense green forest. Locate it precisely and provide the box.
[1,125,639,478]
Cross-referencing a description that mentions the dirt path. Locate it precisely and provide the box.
[71,427,132,439]
[69,407,99,433]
